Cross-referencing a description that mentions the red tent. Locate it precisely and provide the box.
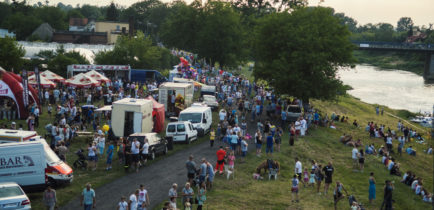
[0,70,40,119]
[146,96,165,133]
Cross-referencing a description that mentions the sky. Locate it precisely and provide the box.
[25,0,434,27]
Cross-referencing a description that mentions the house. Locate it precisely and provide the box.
[0,29,15,38]
[29,23,54,41]
[95,21,129,44]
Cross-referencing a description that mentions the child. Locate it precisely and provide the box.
[47,104,52,118]
[117,196,128,210]
[291,174,300,203]
[210,128,215,147]
[184,202,192,210]
[309,170,316,187]
[228,151,235,170]
[303,168,309,187]
[106,141,114,170]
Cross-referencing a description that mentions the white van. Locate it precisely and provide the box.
[0,141,46,191]
[0,130,73,186]
[166,121,198,144]
[179,106,212,137]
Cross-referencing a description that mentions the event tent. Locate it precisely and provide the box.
[29,75,56,88]
[0,69,40,119]
[85,70,111,83]
[65,73,100,88]
[146,96,165,133]
[40,70,65,82]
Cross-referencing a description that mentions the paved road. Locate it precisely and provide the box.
[62,119,259,210]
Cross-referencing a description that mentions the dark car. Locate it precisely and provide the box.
[127,133,168,160]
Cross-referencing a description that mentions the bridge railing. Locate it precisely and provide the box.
[352,41,434,50]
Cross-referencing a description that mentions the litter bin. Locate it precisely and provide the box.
[166,136,174,150]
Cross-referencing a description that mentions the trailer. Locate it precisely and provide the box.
[158,82,194,112]
[111,98,154,137]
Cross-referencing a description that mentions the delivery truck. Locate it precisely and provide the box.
[111,98,154,137]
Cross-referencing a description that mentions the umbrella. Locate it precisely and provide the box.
[40,70,65,82]
[65,73,100,88]
[28,75,57,88]
[85,70,111,83]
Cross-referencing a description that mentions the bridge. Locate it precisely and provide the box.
[352,41,434,81]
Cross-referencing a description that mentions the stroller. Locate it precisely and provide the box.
[348,195,365,210]
[73,149,87,169]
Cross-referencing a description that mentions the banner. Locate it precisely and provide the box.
[34,67,43,108]
[22,70,29,107]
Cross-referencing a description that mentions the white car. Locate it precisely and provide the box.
[0,182,31,209]
[202,95,219,110]
[166,121,198,144]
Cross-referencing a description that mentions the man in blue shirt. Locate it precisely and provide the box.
[266,133,274,156]
[230,132,238,151]
[81,183,95,210]
[406,146,416,156]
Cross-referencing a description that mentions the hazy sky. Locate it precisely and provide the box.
[29,0,434,26]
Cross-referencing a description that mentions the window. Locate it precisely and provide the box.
[179,113,202,123]
[167,125,176,132]
[116,25,120,31]
[44,144,61,164]
[177,124,186,132]
[0,186,23,197]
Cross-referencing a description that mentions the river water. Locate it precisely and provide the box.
[338,65,434,113]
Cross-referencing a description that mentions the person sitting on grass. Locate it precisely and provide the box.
[406,146,416,156]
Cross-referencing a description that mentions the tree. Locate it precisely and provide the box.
[397,17,413,32]
[106,2,119,21]
[0,36,25,71]
[334,12,358,33]
[253,7,356,102]
[375,23,394,42]
[94,31,177,70]
[35,46,89,77]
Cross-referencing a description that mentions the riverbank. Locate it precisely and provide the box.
[353,50,425,75]
[176,95,432,210]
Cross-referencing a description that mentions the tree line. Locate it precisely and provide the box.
[1,0,433,101]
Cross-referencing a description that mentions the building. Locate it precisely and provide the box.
[69,18,89,32]
[52,31,107,44]
[0,29,15,38]
[29,23,54,41]
[95,21,129,44]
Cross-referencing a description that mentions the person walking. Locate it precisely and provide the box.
[80,183,96,210]
[131,138,141,172]
[168,183,178,209]
[295,158,302,180]
[129,189,139,210]
[266,132,274,156]
[209,128,215,147]
[369,172,376,204]
[197,182,207,210]
[289,123,295,146]
[255,130,262,157]
[117,196,128,210]
[291,174,300,203]
[186,155,197,185]
[333,181,348,210]
[42,186,57,210]
[381,180,394,210]
[138,184,150,210]
[358,149,365,172]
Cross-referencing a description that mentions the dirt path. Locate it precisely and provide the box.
[61,119,259,210]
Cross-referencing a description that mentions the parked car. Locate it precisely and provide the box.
[286,105,302,122]
[127,133,168,160]
[202,95,219,110]
[0,182,31,209]
[166,121,198,144]
[179,106,212,137]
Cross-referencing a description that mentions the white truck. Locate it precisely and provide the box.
[179,106,212,137]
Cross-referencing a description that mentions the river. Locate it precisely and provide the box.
[338,65,434,114]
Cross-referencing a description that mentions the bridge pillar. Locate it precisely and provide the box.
[425,53,434,81]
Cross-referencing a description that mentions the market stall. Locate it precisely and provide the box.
[65,73,100,88]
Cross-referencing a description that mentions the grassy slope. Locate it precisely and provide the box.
[353,50,425,75]
[198,96,433,210]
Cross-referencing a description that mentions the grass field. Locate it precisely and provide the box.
[172,96,433,210]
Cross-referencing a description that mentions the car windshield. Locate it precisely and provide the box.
[287,106,301,113]
[203,96,216,102]
[0,186,23,197]
[44,144,61,164]
[179,113,202,123]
